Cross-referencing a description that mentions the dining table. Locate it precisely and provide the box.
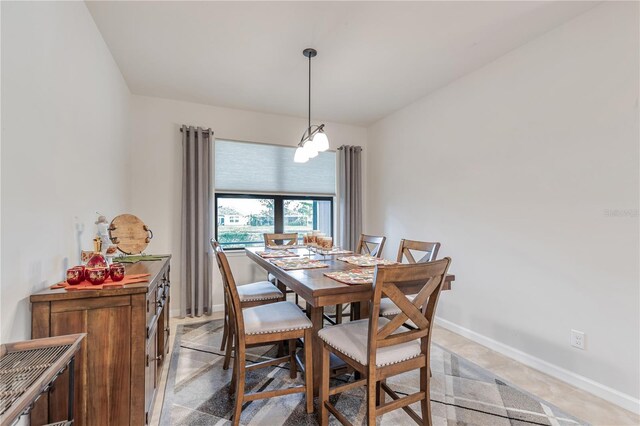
[244,246,455,395]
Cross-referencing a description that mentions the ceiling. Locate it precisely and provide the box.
[86,1,598,126]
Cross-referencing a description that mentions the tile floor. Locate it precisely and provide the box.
[150,313,639,426]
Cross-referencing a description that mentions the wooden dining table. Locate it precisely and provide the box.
[245,246,455,395]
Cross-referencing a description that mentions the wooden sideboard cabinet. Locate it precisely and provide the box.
[30,257,171,425]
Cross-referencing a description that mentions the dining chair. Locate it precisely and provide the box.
[333,233,387,324]
[263,232,301,307]
[212,240,314,425]
[212,239,286,369]
[379,239,441,319]
[318,258,451,426]
[263,232,299,247]
[357,234,387,257]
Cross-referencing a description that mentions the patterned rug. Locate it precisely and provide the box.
[160,320,587,426]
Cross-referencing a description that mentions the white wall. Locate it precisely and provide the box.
[129,95,368,315]
[0,2,132,342]
[367,2,639,411]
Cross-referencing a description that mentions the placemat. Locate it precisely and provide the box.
[50,273,151,291]
[324,268,374,285]
[337,255,398,267]
[256,250,298,258]
[270,257,329,270]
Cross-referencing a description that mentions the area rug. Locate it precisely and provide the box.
[160,320,587,426]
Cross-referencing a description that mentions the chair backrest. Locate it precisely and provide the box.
[211,239,245,336]
[264,233,299,247]
[396,239,441,263]
[368,258,451,367]
[356,234,386,258]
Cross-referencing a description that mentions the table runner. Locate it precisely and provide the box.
[311,247,353,255]
[51,273,151,290]
[269,258,329,270]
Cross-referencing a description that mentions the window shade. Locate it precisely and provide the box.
[215,140,336,195]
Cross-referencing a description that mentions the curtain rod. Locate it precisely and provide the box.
[337,145,363,151]
[180,127,213,133]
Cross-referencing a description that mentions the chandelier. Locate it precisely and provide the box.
[294,48,329,163]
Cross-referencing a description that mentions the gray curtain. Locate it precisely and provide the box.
[180,125,213,317]
[338,145,363,251]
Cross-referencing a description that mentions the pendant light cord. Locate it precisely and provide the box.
[308,53,311,134]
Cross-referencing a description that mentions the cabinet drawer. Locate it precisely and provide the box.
[52,295,130,313]
[146,286,157,324]
[144,326,158,424]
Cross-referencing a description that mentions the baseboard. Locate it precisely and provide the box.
[435,317,640,415]
[170,303,224,319]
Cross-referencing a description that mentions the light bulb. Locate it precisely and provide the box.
[312,131,329,152]
[303,141,318,158]
[294,146,309,163]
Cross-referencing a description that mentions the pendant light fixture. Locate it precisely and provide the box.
[294,48,329,163]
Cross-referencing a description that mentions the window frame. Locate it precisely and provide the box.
[214,193,334,250]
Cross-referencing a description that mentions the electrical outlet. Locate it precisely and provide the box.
[571,329,585,350]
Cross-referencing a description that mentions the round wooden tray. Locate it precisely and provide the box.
[108,214,153,255]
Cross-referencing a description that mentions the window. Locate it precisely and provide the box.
[214,139,336,249]
[215,194,333,249]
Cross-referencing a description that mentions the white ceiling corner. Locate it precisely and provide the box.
[86,1,599,126]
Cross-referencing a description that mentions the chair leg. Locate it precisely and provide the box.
[304,329,314,414]
[335,304,343,324]
[220,320,228,351]
[319,343,330,425]
[229,354,236,395]
[232,343,246,426]
[289,339,297,379]
[223,324,234,371]
[420,365,432,426]
[220,309,228,352]
[375,380,386,406]
[366,368,377,425]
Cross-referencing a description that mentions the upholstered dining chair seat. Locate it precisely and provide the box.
[237,281,284,302]
[378,294,417,317]
[318,318,421,367]
[243,301,312,335]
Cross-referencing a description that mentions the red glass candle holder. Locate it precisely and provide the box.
[66,268,83,285]
[86,267,108,285]
[73,265,86,281]
[110,263,125,282]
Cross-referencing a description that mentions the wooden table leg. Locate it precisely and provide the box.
[351,301,370,320]
[360,301,370,319]
[307,305,324,396]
